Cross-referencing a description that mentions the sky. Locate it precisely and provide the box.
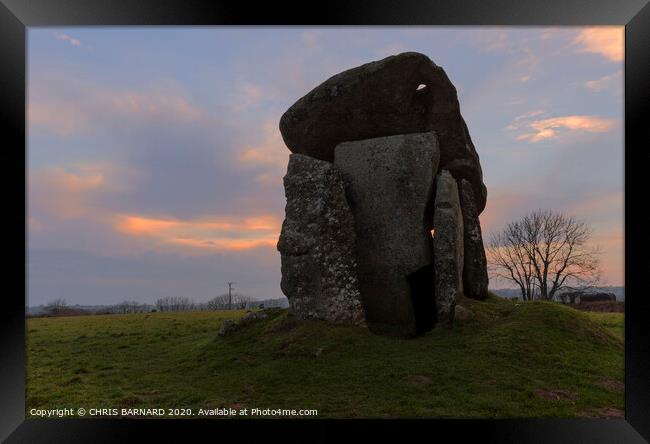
[27,27,624,306]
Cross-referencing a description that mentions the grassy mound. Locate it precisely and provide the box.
[27,294,623,418]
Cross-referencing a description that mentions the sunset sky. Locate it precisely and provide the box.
[27,27,624,306]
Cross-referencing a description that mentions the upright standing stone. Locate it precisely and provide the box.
[459,179,489,300]
[277,154,365,325]
[279,51,487,213]
[433,170,464,325]
[334,132,440,337]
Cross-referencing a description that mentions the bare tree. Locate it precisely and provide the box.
[44,298,69,315]
[486,210,601,301]
[232,293,254,310]
[207,293,254,310]
[486,224,538,301]
[207,294,231,310]
[155,296,195,312]
[113,300,145,314]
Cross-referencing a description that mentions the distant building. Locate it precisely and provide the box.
[575,293,616,304]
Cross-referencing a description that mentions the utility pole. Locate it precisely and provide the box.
[227,282,236,310]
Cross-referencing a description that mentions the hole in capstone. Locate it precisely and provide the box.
[416,84,427,91]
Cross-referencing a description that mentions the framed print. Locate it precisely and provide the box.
[1,0,649,442]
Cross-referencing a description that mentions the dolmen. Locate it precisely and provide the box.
[277,52,489,337]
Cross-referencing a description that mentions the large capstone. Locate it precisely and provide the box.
[334,132,440,337]
[279,51,487,212]
[459,178,489,300]
[277,153,365,325]
[275,53,491,337]
[433,170,464,325]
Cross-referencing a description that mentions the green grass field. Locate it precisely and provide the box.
[26,294,624,419]
[582,311,624,341]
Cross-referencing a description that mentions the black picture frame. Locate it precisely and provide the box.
[1,1,648,442]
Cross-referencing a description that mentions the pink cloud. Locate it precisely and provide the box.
[563,192,623,285]
[107,91,204,120]
[53,32,81,47]
[236,120,289,169]
[29,100,87,136]
[573,27,624,62]
[230,82,274,111]
[509,114,617,143]
[29,163,115,220]
[29,159,282,256]
[254,172,283,186]
[584,71,622,93]
[28,161,146,241]
[590,230,624,286]
[479,193,528,234]
[473,30,514,53]
[29,81,208,137]
[506,110,546,130]
[568,191,623,217]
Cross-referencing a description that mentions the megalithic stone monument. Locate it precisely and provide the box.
[276,52,489,337]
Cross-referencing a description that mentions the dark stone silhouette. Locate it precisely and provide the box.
[277,154,365,325]
[433,170,464,325]
[334,132,439,337]
[277,52,490,336]
[459,179,489,300]
[279,52,487,213]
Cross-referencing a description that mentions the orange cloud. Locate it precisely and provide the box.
[29,161,282,255]
[117,216,180,236]
[29,83,207,136]
[565,192,624,284]
[479,193,528,234]
[584,71,622,93]
[233,82,272,111]
[28,162,146,237]
[29,100,87,136]
[29,164,114,220]
[473,29,513,53]
[254,172,283,186]
[53,169,106,192]
[591,231,623,249]
[237,120,288,169]
[573,27,624,62]
[111,91,203,120]
[115,214,282,251]
[506,110,546,131]
[512,115,616,143]
[590,229,624,286]
[569,192,623,217]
